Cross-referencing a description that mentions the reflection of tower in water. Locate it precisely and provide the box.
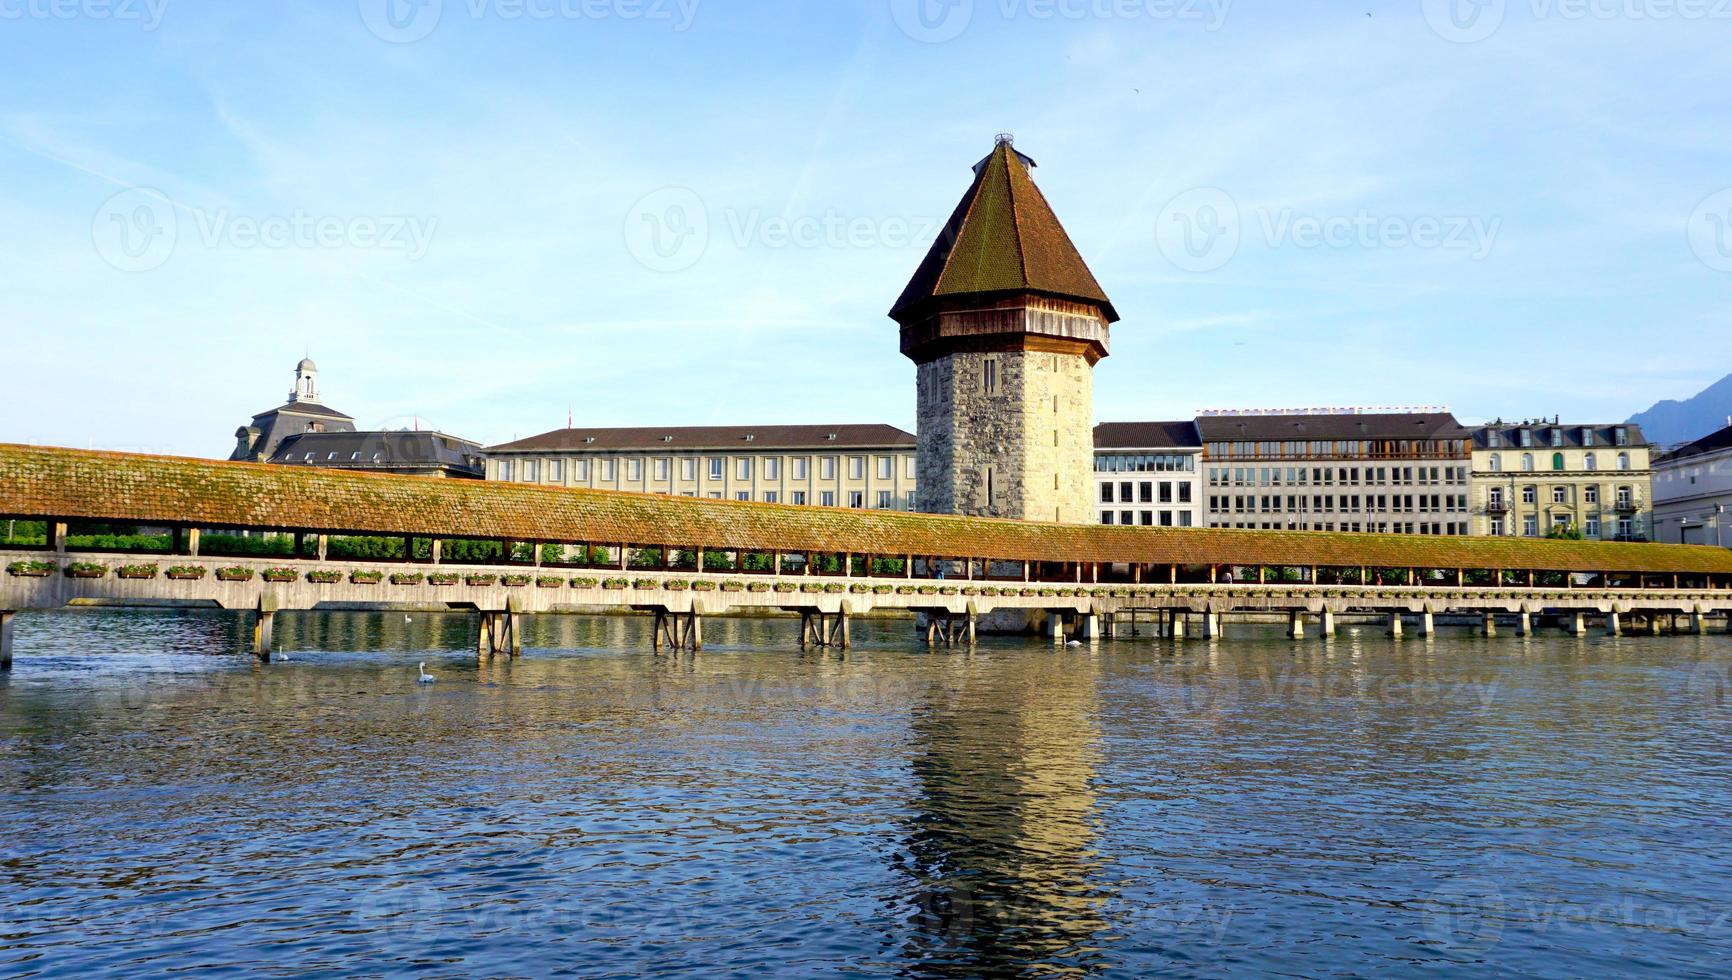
[898,657,1115,976]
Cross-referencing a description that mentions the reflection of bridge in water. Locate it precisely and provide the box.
[3,444,1732,667]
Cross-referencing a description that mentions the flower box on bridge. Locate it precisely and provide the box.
[65,563,106,579]
[217,568,254,583]
[6,561,55,578]
[263,568,298,583]
[117,564,158,580]
[165,566,204,581]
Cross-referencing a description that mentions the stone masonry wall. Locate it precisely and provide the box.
[916,350,1095,524]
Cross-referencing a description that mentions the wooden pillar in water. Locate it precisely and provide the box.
[1605,611,1622,637]
[1482,613,1497,638]
[1517,609,1533,637]
[0,611,14,671]
[1388,611,1404,638]
[1286,610,1305,641]
[1320,609,1337,638]
[253,604,275,661]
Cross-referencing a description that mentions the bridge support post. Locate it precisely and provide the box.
[1387,612,1404,639]
[1049,612,1065,646]
[1566,611,1586,636]
[1320,609,1337,639]
[253,609,275,661]
[0,611,14,671]
[1690,610,1705,636]
[508,612,522,656]
[1287,611,1305,641]
[967,609,977,648]
[1202,611,1221,640]
[478,613,494,656]
[1605,611,1622,637]
[1171,612,1187,641]
[1646,615,1663,637]
[1517,610,1533,637]
[1482,613,1497,639]
[1080,614,1100,644]
[1419,610,1436,638]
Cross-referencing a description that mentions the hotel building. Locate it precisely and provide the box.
[1093,422,1203,528]
[1198,410,1473,535]
[483,424,918,510]
[1650,422,1730,547]
[1471,422,1653,541]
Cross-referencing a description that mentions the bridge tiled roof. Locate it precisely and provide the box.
[3,444,1730,574]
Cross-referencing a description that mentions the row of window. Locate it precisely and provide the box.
[1205,439,1469,461]
[1205,466,1468,489]
[495,454,910,484]
[1487,452,1633,473]
[1208,494,1470,515]
[673,489,915,509]
[1100,481,1196,505]
[1094,453,1197,474]
[1488,485,1637,507]
[1209,521,1469,536]
[1489,427,1630,449]
[1099,510,1196,527]
[1490,516,1637,539]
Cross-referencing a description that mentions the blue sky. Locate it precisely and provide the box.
[2,0,1730,457]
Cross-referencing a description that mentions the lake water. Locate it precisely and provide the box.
[1,608,1730,977]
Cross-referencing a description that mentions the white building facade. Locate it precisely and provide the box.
[1094,422,1203,528]
[1198,411,1474,535]
[1652,424,1732,548]
[484,425,918,511]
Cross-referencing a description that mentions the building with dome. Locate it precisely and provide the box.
[230,358,483,479]
[229,358,357,463]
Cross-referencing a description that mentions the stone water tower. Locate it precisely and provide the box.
[892,136,1118,524]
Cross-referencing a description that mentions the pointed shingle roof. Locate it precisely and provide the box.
[891,140,1118,323]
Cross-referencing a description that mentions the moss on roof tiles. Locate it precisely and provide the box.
[891,143,1118,322]
[2,444,1731,575]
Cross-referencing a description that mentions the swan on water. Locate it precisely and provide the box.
[418,662,436,684]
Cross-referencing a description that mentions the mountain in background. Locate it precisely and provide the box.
[1629,373,1732,449]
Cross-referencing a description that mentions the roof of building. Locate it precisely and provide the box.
[487,424,917,454]
[250,401,352,422]
[1094,421,1202,450]
[1660,423,1732,463]
[6,443,1730,574]
[1196,412,1470,444]
[269,430,484,476]
[1474,422,1649,450]
[891,139,1118,323]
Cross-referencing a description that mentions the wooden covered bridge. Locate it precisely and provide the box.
[2,444,1732,665]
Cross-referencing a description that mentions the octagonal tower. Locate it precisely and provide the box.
[893,137,1119,524]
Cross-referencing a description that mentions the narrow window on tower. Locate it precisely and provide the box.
[985,466,995,505]
[983,358,998,395]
